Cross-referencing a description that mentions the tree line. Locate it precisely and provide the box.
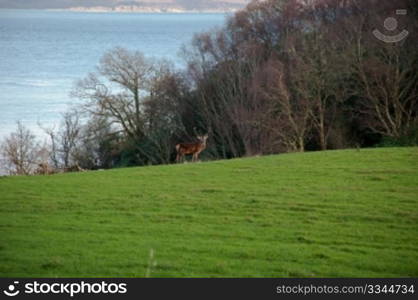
[2,0,417,175]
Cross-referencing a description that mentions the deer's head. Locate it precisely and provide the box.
[197,134,209,144]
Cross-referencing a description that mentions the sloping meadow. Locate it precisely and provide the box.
[0,147,417,277]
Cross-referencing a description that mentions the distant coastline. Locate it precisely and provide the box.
[0,0,249,13]
[0,7,238,14]
[48,6,239,13]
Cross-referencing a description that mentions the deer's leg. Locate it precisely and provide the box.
[177,154,183,163]
[195,151,202,162]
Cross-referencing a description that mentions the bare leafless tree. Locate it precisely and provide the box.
[42,111,82,169]
[72,47,158,140]
[337,1,418,139]
[1,122,40,175]
[352,44,417,138]
[274,65,312,152]
[285,25,346,150]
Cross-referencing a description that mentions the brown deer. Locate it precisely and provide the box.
[35,163,55,175]
[176,134,208,163]
[64,163,86,173]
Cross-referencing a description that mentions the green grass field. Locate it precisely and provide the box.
[0,147,417,277]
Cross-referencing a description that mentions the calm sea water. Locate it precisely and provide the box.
[0,10,226,140]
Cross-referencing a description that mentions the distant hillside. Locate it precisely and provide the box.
[0,0,250,12]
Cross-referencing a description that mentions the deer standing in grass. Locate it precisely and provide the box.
[176,134,208,163]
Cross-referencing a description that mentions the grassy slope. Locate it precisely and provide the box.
[0,147,417,277]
